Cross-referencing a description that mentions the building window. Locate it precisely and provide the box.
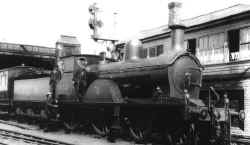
[198,33,224,50]
[239,27,250,60]
[209,33,224,50]
[228,29,240,53]
[141,48,147,58]
[197,32,225,64]
[156,45,164,56]
[149,47,156,57]
[198,36,209,50]
[141,44,164,59]
[228,29,240,61]
[187,39,196,55]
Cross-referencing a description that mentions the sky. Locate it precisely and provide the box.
[0,0,250,54]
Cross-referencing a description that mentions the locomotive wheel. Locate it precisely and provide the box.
[26,108,35,124]
[128,126,144,141]
[64,120,78,132]
[16,108,23,116]
[91,122,110,136]
[165,133,174,145]
[169,123,199,145]
[15,108,26,122]
[184,123,199,145]
[63,113,79,133]
[40,109,48,119]
[26,108,34,117]
[124,117,152,143]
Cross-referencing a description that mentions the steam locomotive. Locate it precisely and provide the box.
[0,2,237,145]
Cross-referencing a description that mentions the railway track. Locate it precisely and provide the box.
[0,119,38,130]
[0,128,74,145]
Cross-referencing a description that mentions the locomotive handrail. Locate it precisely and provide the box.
[209,86,220,103]
[208,86,220,115]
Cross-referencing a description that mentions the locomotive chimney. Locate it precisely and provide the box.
[99,51,107,64]
[124,39,142,61]
[168,2,186,52]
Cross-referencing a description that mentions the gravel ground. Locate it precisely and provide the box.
[0,121,135,145]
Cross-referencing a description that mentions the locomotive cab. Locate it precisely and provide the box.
[54,54,114,102]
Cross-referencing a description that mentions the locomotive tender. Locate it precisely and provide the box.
[0,2,236,145]
[0,66,50,117]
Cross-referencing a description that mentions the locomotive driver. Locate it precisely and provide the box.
[73,57,88,101]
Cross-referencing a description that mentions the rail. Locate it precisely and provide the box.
[0,128,74,145]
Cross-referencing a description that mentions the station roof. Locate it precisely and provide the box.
[140,4,250,39]
[0,42,55,58]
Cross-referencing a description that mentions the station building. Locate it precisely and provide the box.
[139,4,250,135]
[0,35,83,71]
[0,42,55,70]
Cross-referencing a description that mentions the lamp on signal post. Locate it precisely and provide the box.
[88,3,119,60]
[88,3,103,40]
